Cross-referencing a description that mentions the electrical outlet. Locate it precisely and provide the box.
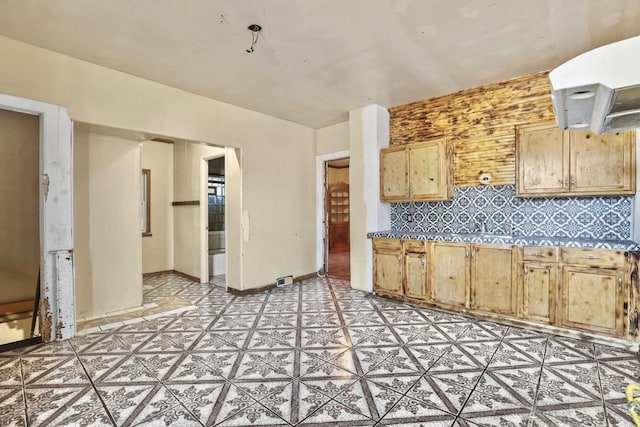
[276,275,293,287]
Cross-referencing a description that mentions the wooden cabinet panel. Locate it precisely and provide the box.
[523,262,556,324]
[560,247,625,269]
[561,266,623,337]
[380,147,407,200]
[381,139,451,202]
[516,122,635,197]
[430,242,469,309]
[404,251,427,300]
[570,130,635,194]
[471,244,518,316]
[516,123,568,196]
[409,140,448,200]
[373,238,403,297]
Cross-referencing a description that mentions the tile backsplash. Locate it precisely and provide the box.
[390,185,633,240]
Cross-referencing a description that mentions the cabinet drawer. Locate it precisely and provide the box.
[403,240,426,253]
[523,246,558,262]
[373,238,402,251]
[560,247,625,269]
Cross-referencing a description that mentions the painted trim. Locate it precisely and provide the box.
[0,93,75,342]
[316,150,350,273]
[634,129,640,242]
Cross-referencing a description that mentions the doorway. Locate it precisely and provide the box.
[326,158,350,280]
[0,108,41,348]
[207,156,226,285]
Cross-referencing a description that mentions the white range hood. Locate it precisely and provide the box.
[549,36,640,134]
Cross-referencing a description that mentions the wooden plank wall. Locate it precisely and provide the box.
[389,71,555,187]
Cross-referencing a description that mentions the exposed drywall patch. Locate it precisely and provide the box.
[40,295,51,342]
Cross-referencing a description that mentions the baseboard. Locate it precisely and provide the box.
[226,272,317,296]
[294,272,318,282]
[142,270,175,278]
[226,283,276,296]
[171,270,201,282]
[143,269,200,283]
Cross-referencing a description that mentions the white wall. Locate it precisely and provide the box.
[317,121,350,155]
[74,131,142,317]
[349,105,390,292]
[173,141,224,279]
[141,140,174,274]
[0,36,316,292]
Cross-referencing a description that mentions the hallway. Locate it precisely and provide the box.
[0,273,637,426]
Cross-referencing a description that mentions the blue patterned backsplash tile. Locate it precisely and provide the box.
[390,185,633,240]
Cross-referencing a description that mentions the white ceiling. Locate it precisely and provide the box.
[0,0,638,128]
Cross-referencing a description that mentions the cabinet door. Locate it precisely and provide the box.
[380,147,408,201]
[430,242,469,309]
[570,130,635,195]
[522,262,556,324]
[561,266,624,337]
[409,139,450,200]
[404,251,427,300]
[516,123,568,196]
[471,244,518,316]
[373,250,403,296]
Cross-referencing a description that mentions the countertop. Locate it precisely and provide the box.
[367,230,640,251]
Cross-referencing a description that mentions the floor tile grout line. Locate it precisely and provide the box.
[69,342,119,427]
[445,324,509,421]
[528,335,550,427]
[18,353,30,426]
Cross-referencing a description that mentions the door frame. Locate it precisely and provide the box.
[0,93,75,342]
[315,150,350,274]
[199,151,226,284]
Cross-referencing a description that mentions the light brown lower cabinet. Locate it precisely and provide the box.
[522,262,557,324]
[559,247,626,337]
[521,246,558,324]
[372,238,403,297]
[430,242,469,309]
[470,244,518,316]
[560,265,624,337]
[403,241,428,300]
[371,239,630,341]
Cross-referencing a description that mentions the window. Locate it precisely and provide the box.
[141,169,151,236]
[208,174,225,232]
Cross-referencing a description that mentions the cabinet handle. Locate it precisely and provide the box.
[571,176,576,187]
[530,253,544,257]
[397,255,402,263]
[465,248,469,258]
[581,255,601,260]
[619,274,623,291]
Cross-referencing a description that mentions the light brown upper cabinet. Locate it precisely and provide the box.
[380,139,452,202]
[516,123,635,197]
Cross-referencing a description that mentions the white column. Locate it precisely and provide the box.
[349,105,391,292]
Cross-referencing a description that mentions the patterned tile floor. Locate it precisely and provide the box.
[1,273,639,426]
